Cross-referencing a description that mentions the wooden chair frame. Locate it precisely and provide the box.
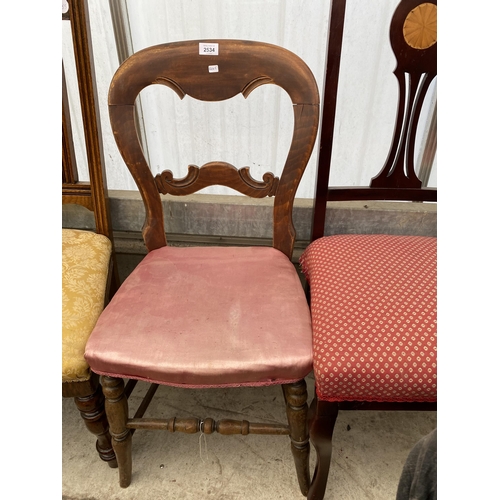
[306,1,437,498]
[93,38,320,494]
[62,0,119,468]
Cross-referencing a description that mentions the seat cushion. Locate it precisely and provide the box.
[85,246,313,388]
[62,229,112,383]
[299,234,436,403]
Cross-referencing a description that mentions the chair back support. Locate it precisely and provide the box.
[62,0,113,241]
[108,40,319,258]
[312,0,437,241]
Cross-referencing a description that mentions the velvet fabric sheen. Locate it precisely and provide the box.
[85,246,313,388]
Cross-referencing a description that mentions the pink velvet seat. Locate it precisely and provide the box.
[86,245,312,388]
[299,234,436,403]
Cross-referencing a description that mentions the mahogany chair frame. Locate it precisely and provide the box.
[95,39,320,494]
[62,0,119,468]
[306,1,437,498]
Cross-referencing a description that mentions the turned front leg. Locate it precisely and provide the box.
[73,382,117,468]
[101,376,132,488]
[283,379,310,496]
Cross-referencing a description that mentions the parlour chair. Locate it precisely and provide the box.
[84,39,320,494]
[62,0,120,468]
[299,1,438,498]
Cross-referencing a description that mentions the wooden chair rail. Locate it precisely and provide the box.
[325,186,437,202]
[62,0,114,242]
[336,400,437,411]
[127,417,290,436]
[155,162,279,198]
[103,376,311,494]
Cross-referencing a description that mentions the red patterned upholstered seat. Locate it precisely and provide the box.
[304,2,437,497]
[299,234,436,403]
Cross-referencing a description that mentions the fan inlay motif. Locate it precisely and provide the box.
[403,3,437,50]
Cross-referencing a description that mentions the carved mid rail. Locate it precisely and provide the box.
[155,162,279,198]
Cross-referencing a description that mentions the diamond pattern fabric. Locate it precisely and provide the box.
[299,234,436,403]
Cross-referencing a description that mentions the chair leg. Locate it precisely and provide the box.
[283,379,310,497]
[307,396,339,500]
[101,376,132,487]
[73,383,117,468]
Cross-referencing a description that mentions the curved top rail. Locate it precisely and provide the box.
[109,39,319,106]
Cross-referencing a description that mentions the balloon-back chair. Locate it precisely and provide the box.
[84,38,320,495]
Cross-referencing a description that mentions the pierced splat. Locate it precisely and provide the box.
[370,0,437,189]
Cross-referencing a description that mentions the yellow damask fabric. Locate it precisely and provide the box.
[62,229,112,383]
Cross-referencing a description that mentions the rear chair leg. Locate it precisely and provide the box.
[102,376,132,487]
[283,379,311,496]
[307,396,339,500]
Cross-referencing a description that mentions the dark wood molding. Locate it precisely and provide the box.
[311,0,347,241]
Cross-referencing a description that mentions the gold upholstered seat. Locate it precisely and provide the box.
[62,229,112,383]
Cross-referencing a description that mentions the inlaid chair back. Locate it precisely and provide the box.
[62,0,117,468]
[300,1,437,498]
[311,0,436,243]
[84,40,319,494]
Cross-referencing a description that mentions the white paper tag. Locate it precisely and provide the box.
[199,43,219,56]
[208,65,219,73]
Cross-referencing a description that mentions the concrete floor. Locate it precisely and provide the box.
[62,252,436,499]
[62,372,436,500]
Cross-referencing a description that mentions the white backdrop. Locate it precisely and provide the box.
[62,0,436,198]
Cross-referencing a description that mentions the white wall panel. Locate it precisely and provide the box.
[124,0,330,197]
[62,0,437,198]
[62,20,88,181]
